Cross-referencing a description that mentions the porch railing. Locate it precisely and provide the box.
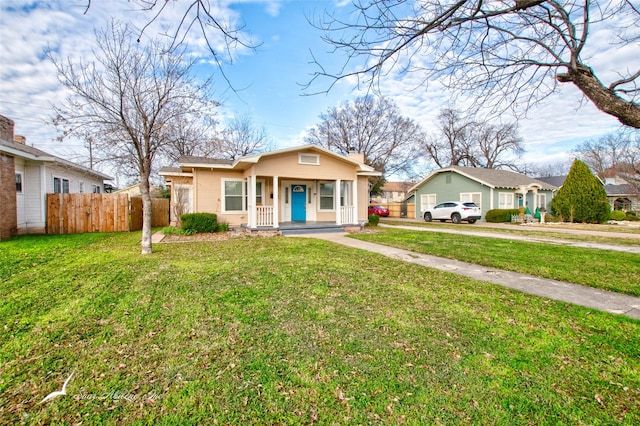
[256,205,274,227]
[340,205,355,224]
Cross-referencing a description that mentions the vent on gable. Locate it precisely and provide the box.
[299,153,320,165]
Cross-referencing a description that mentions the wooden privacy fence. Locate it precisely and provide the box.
[46,193,169,234]
[129,196,170,231]
[376,202,415,218]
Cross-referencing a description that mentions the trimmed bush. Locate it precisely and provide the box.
[485,209,521,223]
[180,213,218,234]
[368,214,380,226]
[626,211,639,221]
[609,210,626,221]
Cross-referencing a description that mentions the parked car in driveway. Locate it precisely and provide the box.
[422,201,481,224]
[368,205,390,217]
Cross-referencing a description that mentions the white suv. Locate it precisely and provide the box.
[422,201,481,224]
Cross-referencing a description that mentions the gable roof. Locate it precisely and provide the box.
[169,144,381,175]
[410,165,557,192]
[605,183,635,196]
[0,138,112,181]
[536,175,566,188]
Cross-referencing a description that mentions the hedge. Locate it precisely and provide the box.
[180,213,218,234]
[485,209,521,223]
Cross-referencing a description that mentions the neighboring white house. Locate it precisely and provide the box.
[0,115,112,236]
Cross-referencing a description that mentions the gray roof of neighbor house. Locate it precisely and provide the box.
[536,175,567,188]
[0,138,112,181]
[411,165,557,191]
[605,184,634,196]
[179,156,234,165]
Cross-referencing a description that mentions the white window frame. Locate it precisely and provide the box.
[340,181,352,207]
[222,178,246,213]
[460,192,482,211]
[318,181,335,211]
[254,179,265,205]
[92,184,101,193]
[420,193,436,211]
[498,192,514,209]
[298,153,320,165]
[15,172,23,194]
[79,181,84,193]
[537,193,547,210]
[53,176,70,194]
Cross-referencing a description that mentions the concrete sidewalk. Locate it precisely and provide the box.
[379,223,640,254]
[291,232,640,320]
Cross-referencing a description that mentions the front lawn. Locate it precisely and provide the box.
[1,233,639,424]
[351,228,640,297]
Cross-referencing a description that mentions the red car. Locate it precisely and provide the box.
[368,205,389,217]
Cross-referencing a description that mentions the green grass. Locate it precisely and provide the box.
[1,232,639,424]
[351,228,640,297]
[382,219,640,246]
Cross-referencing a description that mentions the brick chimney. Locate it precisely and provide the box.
[0,114,14,142]
[346,146,365,164]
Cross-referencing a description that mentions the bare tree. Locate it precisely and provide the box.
[423,108,524,170]
[304,96,422,178]
[161,113,219,164]
[216,115,274,160]
[52,21,218,254]
[573,129,640,179]
[82,0,257,86]
[311,1,640,128]
[522,161,572,177]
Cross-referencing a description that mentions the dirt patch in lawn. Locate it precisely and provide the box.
[160,230,281,242]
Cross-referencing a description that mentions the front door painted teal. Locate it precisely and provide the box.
[291,184,306,222]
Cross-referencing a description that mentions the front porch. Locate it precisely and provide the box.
[242,175,361,230]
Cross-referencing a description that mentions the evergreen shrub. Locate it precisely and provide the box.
[180,213,218,234]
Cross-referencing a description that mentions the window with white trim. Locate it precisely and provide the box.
[460,192,482,211]
[498,192,514,209]
[319,182,335,210]
[255,180,264,205]
[223,179,245,212]
[92,184,101,193]
[79,181,84,193]
[15,172,23,193]
[53,177,70,194]
[537,193,547,210]
[298,153,319,165]
[340,181,351,206]
[420,194,436,210]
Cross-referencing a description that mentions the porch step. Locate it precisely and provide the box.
[279,223,349,236]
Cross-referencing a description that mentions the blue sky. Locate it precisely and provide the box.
[0,0,632,183]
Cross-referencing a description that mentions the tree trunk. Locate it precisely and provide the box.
[558,67,640,129]
[139,175,153,255]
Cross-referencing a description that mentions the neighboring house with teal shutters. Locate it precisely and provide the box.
[160,145,381,231]
[410,166,557,221]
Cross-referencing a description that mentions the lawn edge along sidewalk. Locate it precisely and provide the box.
[294,232,640,320]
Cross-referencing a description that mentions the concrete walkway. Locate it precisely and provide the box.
[379,223,640,254]
[291,232,640,320]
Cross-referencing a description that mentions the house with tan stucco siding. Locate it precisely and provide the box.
[159,145,382,231]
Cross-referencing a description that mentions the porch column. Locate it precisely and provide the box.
[273,176,279,229]
[352,178,358,223]
[335,179,342,225]
[247,174,256,228]
[532,188,538,211]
